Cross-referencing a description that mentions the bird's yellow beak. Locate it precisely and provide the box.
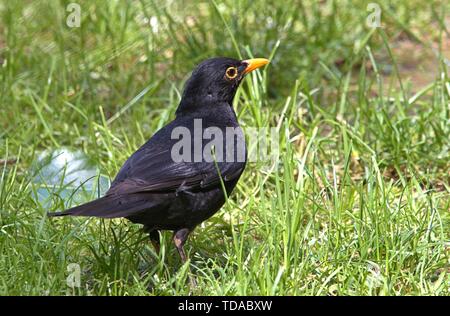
[242,58,270,74]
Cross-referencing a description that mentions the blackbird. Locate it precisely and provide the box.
[48,57,269,264]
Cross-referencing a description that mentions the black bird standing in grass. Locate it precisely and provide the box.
[48,57,269,264]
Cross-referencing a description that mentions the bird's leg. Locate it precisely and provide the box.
[173,228,197,288]
[173,228,190,263]
[149,230,160,254]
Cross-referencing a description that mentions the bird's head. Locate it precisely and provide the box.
[177,57,269,115]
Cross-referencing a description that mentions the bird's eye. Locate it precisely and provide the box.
[225,67,238,80]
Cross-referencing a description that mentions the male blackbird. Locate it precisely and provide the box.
[48,57,269,263]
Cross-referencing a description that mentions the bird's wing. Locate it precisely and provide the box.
[52,146,245,219]
[107,146,245,196]
[107,110,246,196]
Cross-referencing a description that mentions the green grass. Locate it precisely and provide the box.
[0,0,449,295]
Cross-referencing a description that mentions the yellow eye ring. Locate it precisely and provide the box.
[225,67,238,79]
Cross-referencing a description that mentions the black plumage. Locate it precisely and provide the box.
[48,57,269,264]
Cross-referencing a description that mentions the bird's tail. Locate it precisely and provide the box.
[47,194,150,218]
